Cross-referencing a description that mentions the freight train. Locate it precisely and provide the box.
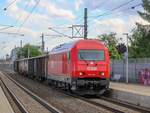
[14,39,110,95]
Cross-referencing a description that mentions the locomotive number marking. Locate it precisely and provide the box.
[87,67,97,70]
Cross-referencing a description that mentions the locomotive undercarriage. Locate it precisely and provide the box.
[48,77,109,95]
[71,78,109,95]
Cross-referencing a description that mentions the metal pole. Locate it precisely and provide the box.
[28,46,30,58]
[84,8,88,39]
[41,33,45,53]
[72,25,73,38]
[20,40,22,58]
[20,40,22,48]
[123,33,129,83]
[127,35,129,83]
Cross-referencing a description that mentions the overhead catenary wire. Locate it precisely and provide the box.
[88,3,142,35]
[0,0,31,39]
[49,0,138,39]
[0,26,14,31]
[0,24,13,26]
[88,2,142,24]
[76,0,139,37]
[97,3,142,19]
[49,27,72,39]
[88,0,136,21]
[0,0,30,40]
[16,0,41,33]
[48,26,71,29]
[14,0,31,27]
[0,31,24,36]
[3,0,17,11]
[96,0,136,18]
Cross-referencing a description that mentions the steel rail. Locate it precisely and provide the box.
[0,78,29,113]
[2,72,61,113]
[56,89,124,113]
[100,96,150,113]
[76,96,124,113]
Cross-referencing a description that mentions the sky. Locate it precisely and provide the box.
[0,0,149,58]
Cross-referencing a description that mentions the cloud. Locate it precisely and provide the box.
[94,18,127,34]
[5,0,53,35]
[77,0,142,12]
[128,15,150,25]
[91,15,149,40]
[75,0,84,11]
[39,0,76,20]
[0,26,41,58]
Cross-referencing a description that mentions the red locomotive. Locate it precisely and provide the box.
[14,39,110,95]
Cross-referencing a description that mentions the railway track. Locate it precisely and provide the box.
[60,91,127,113]
[63,90,150,113]
[0,78,28,113]
[3,70,150,113]
[54,82,150,113]
[69,94,125,113]
[0,72,61,113]
[100,96,150,113]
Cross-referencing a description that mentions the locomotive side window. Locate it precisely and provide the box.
[78,50,104,61]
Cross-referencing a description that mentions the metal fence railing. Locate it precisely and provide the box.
[111,58,150,86]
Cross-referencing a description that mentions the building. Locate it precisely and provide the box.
[10,47,20,61]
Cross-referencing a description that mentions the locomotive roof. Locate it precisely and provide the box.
[50,39,102,54]
[50,40,78,54]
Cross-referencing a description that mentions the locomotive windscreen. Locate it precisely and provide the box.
[78,50,104,61]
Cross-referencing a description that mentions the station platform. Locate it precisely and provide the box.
[109,82,150,108]
[110,82,150,96]
[0,86,14,113]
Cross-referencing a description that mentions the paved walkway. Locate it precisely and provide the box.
[110,82,150,96]
[0,86,14,113]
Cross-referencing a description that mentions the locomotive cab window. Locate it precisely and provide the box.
[78,50,104,61]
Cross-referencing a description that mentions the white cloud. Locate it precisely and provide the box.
[94,18,127,34]
[128,15,150,26]
[39,1,76,20]
[0,26,40,58]
[90,15,150,43]
[75,0,84,11]
[6,0,51,28]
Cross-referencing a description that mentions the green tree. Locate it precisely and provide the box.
[18,44,42,58]
[129,0,150,58]
[98,33,122,59]
[129,27,150,58]
[138,0,150,23]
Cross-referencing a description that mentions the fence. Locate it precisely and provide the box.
[111,58,150,86]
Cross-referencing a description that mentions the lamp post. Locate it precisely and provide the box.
[123,33,129,83]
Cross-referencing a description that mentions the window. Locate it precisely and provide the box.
[78,50,104,61]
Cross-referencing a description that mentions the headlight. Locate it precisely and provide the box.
[79,72,84,75]
[100,72,105,76]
